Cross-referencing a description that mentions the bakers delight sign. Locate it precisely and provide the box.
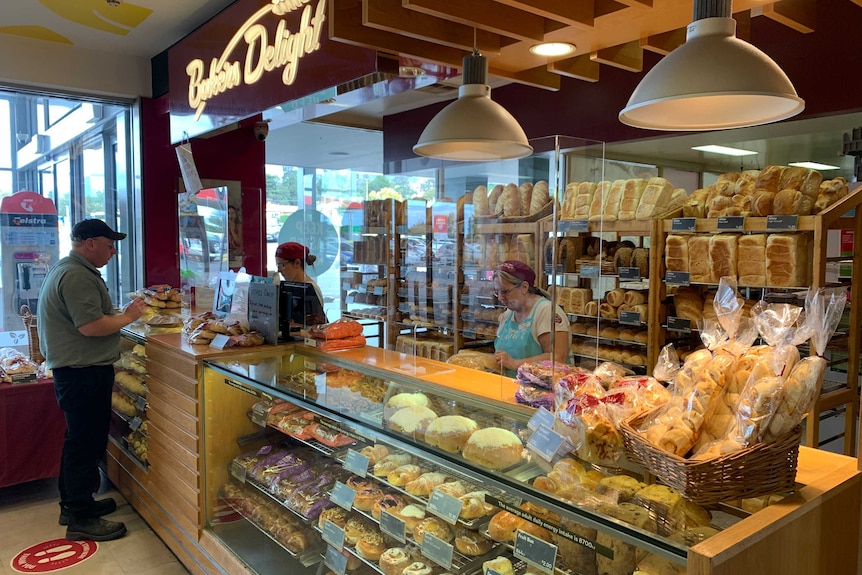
[168,0,376,141]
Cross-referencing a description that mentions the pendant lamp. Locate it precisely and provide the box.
[619,0,804,131]
[413,50,533,161]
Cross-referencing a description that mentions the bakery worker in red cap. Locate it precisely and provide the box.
[493,260,571,377]
[275,241,327,325]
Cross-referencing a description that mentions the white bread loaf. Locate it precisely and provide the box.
[665,234,689,273]
[618,178,647,221]
[737,234,766,286]
[754,165,784,194]
[672,287,702,323]
[773,188,802,215]
[709,234,740,281]
[574,181,597,219]
[687,235,712,283]
[588,181,612,221]
[601,179,627,221]
[683,189,709,218]
[561,182,578,219]
[636,177,675,219]
[766,233,809,287]
[530,181,550,214]
[519,182,534,216]
[473,185,489,216]
[488,184,504,216]
[735,169,760,196]
[500,183,520,216]
[778,166,808,191]
[569,288,592,315]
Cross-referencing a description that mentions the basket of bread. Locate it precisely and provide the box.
[182,311,265,347]
[620,280,845,505]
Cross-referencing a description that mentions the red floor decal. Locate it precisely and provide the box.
[11,539,97,573]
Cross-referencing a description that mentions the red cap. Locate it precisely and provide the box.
[497,260,536,285]
[275,242,309,261]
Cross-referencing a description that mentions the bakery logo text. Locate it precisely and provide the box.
[12,216,48,226]
[186,0,325,121]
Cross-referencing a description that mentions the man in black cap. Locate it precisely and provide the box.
[37,219,148,541]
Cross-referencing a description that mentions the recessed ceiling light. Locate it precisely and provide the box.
[788,161,841,170]
[692,144,758,156]
[529,42,576,57]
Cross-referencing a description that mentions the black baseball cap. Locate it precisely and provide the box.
[71,219,127,241]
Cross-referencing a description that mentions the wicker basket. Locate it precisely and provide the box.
[20,305,44,365]
[619,410,801,505]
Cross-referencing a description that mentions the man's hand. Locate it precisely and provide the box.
[123,298,148,322]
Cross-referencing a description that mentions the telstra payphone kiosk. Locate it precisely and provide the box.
[0,191,59,331]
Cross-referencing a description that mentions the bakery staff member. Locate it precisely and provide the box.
[493,260,572,377]
[275,241,328,325]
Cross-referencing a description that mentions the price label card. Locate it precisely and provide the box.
[528,407,555,432]
[379,510,406,543]
[373,286,384,296]
[322,519,346,551]
[134,396,147,412]
[618,311,642,326]
[559,219,589,232]
[427,490,464,525]
[672,217,697,232]
[250,409,267,428]
[346,295,355,304]
[229,460,247,483]
[486,570,503,575]
[514,530,558,575]
[463,329,477,339]
[130,416,142,431]
[580,264,600,278]
[527,424,567,462]
[667,316,692,333]
[767,214,798,231]
[209,334,231,349]
[358,285,367,293]
[324,546,348,575]
[303,337,318,348]
[342,282,352,291]
[343,449,370,477]
[717,216,745,231]
[665,271,691,286]
[330,482,356,511]
[421,533,454,569]
[618,266,641,281]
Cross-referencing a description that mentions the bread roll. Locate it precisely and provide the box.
[708,234,740,281]
[462,427,523,470]
[487,511,524,543]
[665,234,689,273]
[687,235,712,283]
[483,556,515,575]
[599,302,617,319]
[519,182,534,216]
[636,177,675,219]
[424,415,479,453]
[530,180,550,214]
[773,189,802,215]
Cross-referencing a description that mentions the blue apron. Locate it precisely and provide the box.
[495,300,546,377]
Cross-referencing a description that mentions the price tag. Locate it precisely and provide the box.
[250,410,267,428]
[373,286,384,296]
[209,334,231,349]
[229,460,247,483]
[342,282,351,291]
[427,490,464,525]
[618,311,642,326]
[330,481,356,511]
[463,329,476,339]
[527,424,567,462]
[514,530,558,575]
[486,570,504,575]
[322,519,345,551]
[324,546,348,575]
[421,533,454,569]
[303,337,318,348]
[559,219,589,232]
[580,264,600,278]
[671,217,697,232]
[343,449,370,477]
[134,395,147,412]
[527,407,555,432]
[767,214,798,231]
[618,266,641,281]
[665,271,691,286]
[345,295,355,304]
[379,510,406,543]
[358,284,367,293]
[130,416,143,431]
[717,216,745,231]
[667,316,692,333]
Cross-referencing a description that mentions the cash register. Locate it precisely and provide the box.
[278,281,327,340]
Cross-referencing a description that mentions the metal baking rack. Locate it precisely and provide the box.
[230,462,334,527]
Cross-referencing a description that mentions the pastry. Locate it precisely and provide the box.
[373,493,406,521]
[344,516,375,545]
[483,557,514,575]
[487,510,524,543]
[424,415,479,453]
[462,427,523,470]
[318,506,350,530]
[356,531,387,561]
[402,562,435,575]
[413,517,454,544]
[379,547,412,575]
[346,475,372,492]
[396,504,426,531]
[455,528,493,556]
[459,491,496,519]
[405,472,449,496]
[436,480,468,498]
[359,444,390,465]
[354,487,385,512]
[388,464,423,487]
[387,405,438,440]
[373,453,413,476]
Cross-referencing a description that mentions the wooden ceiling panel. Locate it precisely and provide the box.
[492,0,596,29]
[590,40,643,72]
[548,54,600,82]
[403,0,551,42]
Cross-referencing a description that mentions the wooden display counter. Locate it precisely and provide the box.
[112,341,861,575]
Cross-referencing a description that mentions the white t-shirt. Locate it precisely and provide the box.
[497,298,571,347]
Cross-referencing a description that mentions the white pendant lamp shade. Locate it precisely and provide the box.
[620,13,804,131]
[414,52,533,161]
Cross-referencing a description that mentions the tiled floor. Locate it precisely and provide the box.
[0,477,189,575]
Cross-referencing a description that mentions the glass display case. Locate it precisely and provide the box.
[109,328,149,469]
[200,345,780,575]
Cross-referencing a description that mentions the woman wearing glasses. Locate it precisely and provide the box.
[493,260,571,377]
[275,241,328,325]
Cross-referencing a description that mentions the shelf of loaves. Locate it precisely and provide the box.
[567,313,648,328]
[570,332,648,349]
[569,348,648,370]
[665,279,814,291]
[542,218,653,235]
[474,222,541,235]
[659,216,820,234]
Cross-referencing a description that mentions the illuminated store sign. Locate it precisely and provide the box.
[187,0,326,120]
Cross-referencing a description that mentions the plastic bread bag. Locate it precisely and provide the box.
[697,316,729,352]
[593,361,634,388]
[515,383,555,410]
[516,360,579,390]
[713,276,744,338]
[735,375,785,443]
[606,376,672,417]
[652,343,680,384]
[553,369,603,412]
[806,287,847,358]
[555,394,624,466]
[669,348,713,395]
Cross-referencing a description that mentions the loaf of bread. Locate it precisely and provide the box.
[773,188,802,215]
[473,185,489,216]
[706,194,733,218]
[599,302,618,319]
[636,177,675,219]
[737,234,766,286]
[779,165,807,191]
[584,300,599,317]
[709,234,740,281]
[754,165,784,194]
[519,182,534,216]
[462,427,523,470]
[798,169,823,215]
[763,356,826,441]
[602,179,627,221]
[624,291,646,306]
[734,169,760,196]
[614,246,634,270]
[687,235,711,283]
[574,182,597,219]
[632,248,649,278]
[618,178,647,221]
[488,184,504,216]
[813,177,849,214]
[750,190,775,216]
[424,415,479,453]
[561,182,578,219]
[500,183,520,216]
[668,188,688,212]
[569,288,592,315]
[672,287,702,322]
[682,188,709,218]
[387,406,438,439]
[606,288,626,307]
[665,234,689,273]
[766,233,809,287]
[588,181,611,221]
[530,180,550,214]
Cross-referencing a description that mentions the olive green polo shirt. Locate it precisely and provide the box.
[37,252,120,369]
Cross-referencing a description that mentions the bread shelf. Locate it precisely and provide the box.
[570,332,648,348]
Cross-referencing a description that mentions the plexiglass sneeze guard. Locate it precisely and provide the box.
[200,345,696,575]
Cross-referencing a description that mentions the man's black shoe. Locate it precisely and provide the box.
[59,497,118,526]
[66,517,127,542]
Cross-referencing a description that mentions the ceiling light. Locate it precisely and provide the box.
[619,0,804,131]
[529,42,576,57]
[788,161,841,170]
[692,144,758,157]
[413,50,533,161]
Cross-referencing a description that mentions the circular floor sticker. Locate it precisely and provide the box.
[11,539,98,573]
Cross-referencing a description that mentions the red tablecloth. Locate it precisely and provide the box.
[0,379,65,488]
